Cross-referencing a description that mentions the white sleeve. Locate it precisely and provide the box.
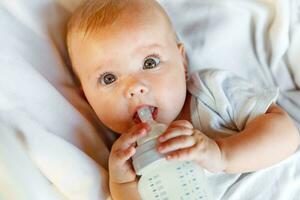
[187,69,279,138]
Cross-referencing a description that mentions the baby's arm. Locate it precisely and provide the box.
[156,104,299,174]
[217,103,300,173]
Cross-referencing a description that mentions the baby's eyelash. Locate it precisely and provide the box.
[99,71,109,80]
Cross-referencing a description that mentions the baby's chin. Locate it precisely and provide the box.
[106,121,135,134]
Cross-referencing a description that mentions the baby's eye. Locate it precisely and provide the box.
[99,72,117,85]
[143,56,160,70]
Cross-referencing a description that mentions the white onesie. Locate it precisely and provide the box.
[188,69,279,139]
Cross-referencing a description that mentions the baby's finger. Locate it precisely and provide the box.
[157,135,196,154]
[158,127,193,142]
[168,120,193,129]
[165,146,196,161]
[114,123,150,150]
[119,145,135,160]
[112,144,136,164]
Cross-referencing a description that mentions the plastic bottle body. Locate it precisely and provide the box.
[138,159,210,200]
[132,122,211,200]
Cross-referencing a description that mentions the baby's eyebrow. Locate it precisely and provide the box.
[88,62,112,80]
[136,43,163,52]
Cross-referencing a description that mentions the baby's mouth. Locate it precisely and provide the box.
[133,105,158,124]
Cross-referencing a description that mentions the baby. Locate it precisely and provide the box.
[66,0,300,199]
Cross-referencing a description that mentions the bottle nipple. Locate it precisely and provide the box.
[136,106,166,145]
[137,106,154,123]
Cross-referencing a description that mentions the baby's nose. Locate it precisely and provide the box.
[126,84,149,98]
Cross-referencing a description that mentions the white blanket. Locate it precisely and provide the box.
[0,0,299,199]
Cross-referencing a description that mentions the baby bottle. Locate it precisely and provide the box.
[132,107,211,200]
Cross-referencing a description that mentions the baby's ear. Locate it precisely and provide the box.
[177,43,188,79]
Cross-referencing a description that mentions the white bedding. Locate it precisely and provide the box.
[0,0,299,199]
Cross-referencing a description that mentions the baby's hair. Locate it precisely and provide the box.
[67,0,128,39]
[67,0,179,42]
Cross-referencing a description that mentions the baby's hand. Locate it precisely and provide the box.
[156,120,226,172]
[109,123,150,184]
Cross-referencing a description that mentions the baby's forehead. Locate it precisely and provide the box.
[69,0,175,41]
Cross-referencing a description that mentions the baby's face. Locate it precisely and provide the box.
[69,1,187,133]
